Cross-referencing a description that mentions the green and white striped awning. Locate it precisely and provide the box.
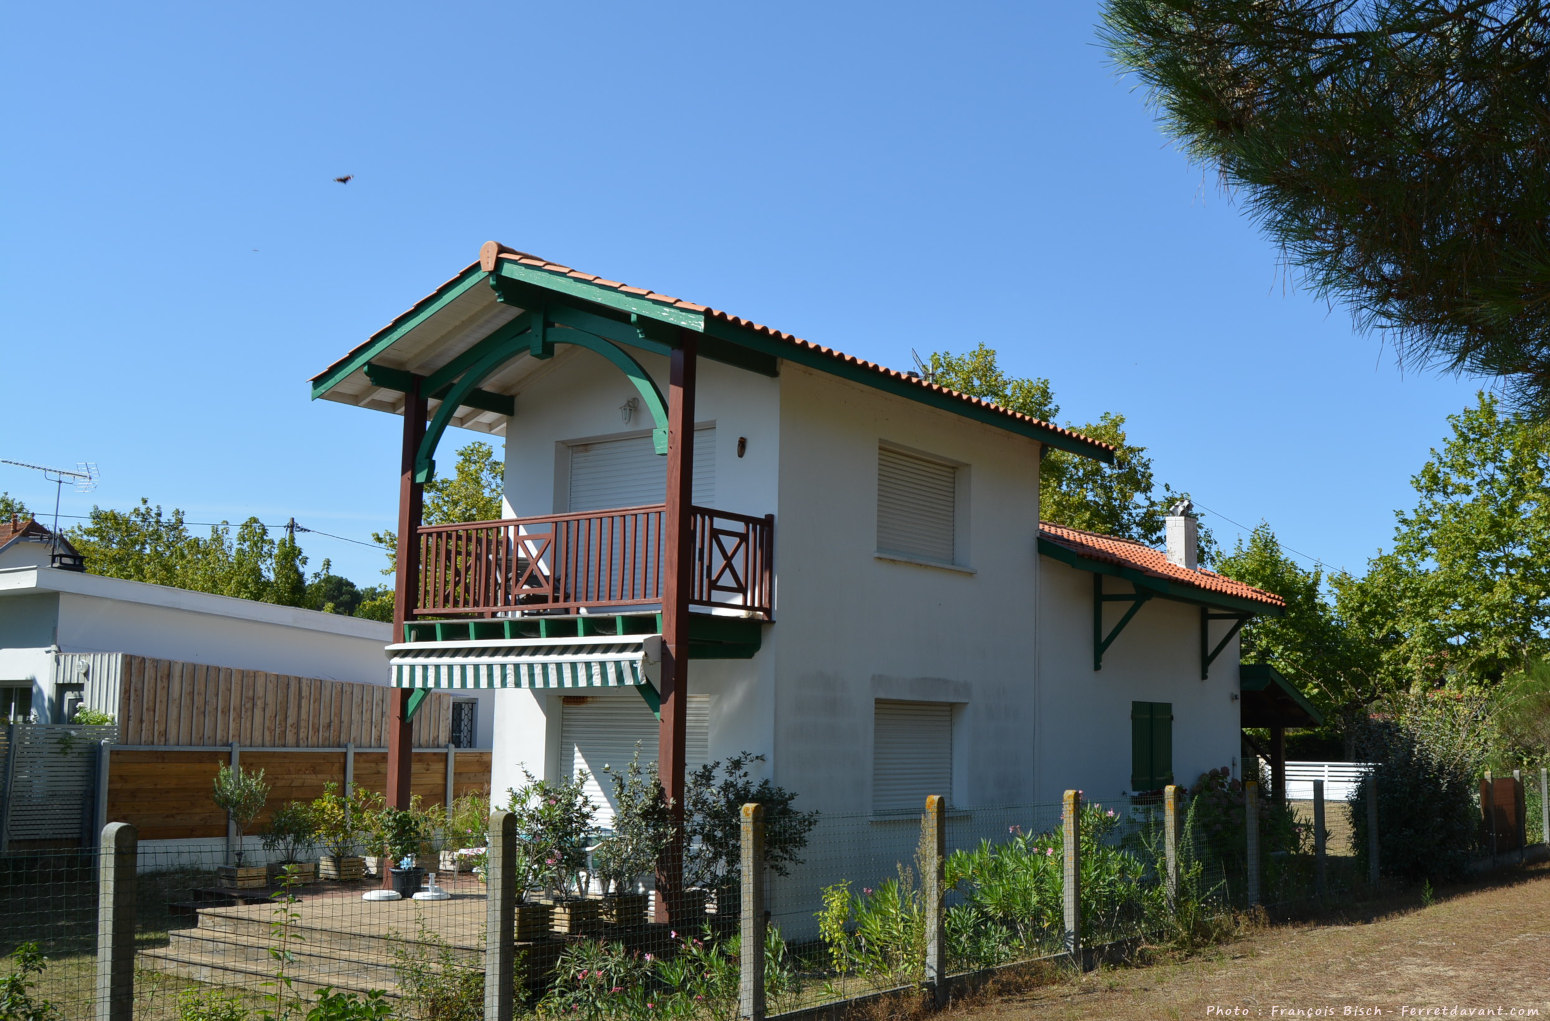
[387,635,662,690]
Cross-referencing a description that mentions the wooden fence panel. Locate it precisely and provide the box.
[115,656,455,748]
[107,750,228,840]
[454,752,493,797]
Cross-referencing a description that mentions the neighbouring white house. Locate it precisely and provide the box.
[308,241,1288,921]
[0,514,85,572]
[0,560,493,748]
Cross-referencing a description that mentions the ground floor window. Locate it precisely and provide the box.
[873,699,953,814]
[450,699,478,748]
[55,683,84,724]
[1,683,33,723]
[560,694,710,828]
[1130,700,1174,792]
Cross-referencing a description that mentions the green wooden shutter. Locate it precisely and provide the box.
[1130,701,1174,790]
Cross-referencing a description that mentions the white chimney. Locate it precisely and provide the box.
[1165,498,1198,570]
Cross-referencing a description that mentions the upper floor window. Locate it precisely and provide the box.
[877,444,960,565]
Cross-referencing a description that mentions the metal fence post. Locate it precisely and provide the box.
[922,795,946,1000]
[1062,789,1082,969]
[1312,779,1327,901]
[740,803,766,1021]
[226,741,240,861]
[97,821,136,1021]
[444,743,456,811]
[94,739,112,844]
[1513,769,1525,860]
[1366,777,1380,888]
[1163,785,1180,912]
[344,741,356,797]
[1244,779,1260,907]
[485,810,517,1021]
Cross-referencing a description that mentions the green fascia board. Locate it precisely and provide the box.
[704,318,1114,463]
[1239,663,1325,726]
[1038,537,1284,617]
[311,265,488,400]
[494,261,704,331]
[362,364,515,417]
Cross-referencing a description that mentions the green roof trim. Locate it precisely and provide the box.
[1239,663,1324,727]
[1038,535,1284,617]
[311,264,488,400]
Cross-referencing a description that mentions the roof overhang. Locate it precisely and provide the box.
[310,245,1116,462]
[1239,663,1324,729]
[1037,535,1284,616]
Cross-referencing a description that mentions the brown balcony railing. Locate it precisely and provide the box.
[414,504,774,619]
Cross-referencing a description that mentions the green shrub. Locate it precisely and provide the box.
[1351,712,1479,883]
[391,923,484,1021]
[683,753,817,900]
[1,943,63,1021]
[175,988,249,1021]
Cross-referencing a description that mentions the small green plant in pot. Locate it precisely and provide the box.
[598,746,674,926]
[382,803,427,898]
[311,782,369,882]
[262,800,319,884]
[211,764,270,886]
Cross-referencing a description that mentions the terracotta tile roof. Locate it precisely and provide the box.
[476,243,1114,458]
[1039,521,1285,610]
[0,515,78,555]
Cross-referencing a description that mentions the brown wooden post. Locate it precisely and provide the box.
[388,378,427,827]
[655,333,696,923]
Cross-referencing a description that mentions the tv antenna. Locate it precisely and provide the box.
[0,459,99,569]
[909,348,935,384]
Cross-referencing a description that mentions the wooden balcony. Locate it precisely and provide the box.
[413,505,774,620]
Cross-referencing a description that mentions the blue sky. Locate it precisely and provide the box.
[1,1,1486,589]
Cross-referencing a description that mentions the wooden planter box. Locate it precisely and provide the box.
[318,855,366,882]
[363,855,383,877]
[548,898,601,936]
[268,862,317,886]
[513,902,554,941]
[217,865,268,889]
[598,892,649,927]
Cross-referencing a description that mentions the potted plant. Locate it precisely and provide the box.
[381,804,427,899]
[354,789,389,877]
[211,764,270,888]
[596,748,673,927]
[508,770,598,935]
[310,783,367,882]
[262,800,318,884]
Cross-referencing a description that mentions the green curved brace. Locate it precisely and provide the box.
[414,315,670,484]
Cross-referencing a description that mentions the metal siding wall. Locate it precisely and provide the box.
[50,652,122,723]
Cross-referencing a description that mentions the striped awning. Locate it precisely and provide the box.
[386,634,662,690]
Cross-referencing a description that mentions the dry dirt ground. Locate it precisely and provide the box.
[955,860,1550,1021]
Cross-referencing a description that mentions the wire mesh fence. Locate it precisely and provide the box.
[5,770,1546,1021]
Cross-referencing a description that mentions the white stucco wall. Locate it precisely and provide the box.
[770,364,1044,817]
[1035,556,1243,806]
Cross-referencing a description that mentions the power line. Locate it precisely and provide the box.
[27,512,392,551]
[1192,499,1340,573]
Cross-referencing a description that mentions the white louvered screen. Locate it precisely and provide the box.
[561,694,710,828]
[567,429,715,512]
[872,700,953,814]
[876,446,956,564]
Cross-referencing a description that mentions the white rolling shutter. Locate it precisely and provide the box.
[876,446,956,564]
[872,700,953,814]
[561,694,710,828]
[568,429,716,512]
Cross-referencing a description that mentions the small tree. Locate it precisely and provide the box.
[261,801,317,865]
[310,782,362,859]
[211,765,270,865]
[683,753,816,898]
[597,746,674,895]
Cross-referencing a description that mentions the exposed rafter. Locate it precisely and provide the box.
[362,364,514,417]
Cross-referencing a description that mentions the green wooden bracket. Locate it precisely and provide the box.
[363,364,515,417]
[1093,574,1152,671]
[406,689,429,721]
[635,682,661,720]
[1200,609,1250,680]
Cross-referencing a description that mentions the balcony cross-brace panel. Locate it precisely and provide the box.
[1093,574,1152,671]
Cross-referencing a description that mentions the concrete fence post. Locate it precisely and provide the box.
[1540,767,1549,846]
[444,743,456,811]
[1062,790,1082,968]
[94,740,112,844]
[1484,769,1497,858]
[1162,785,1180,912]
[740,803,766,1021]
[1312,779,1327,901]
[1244,780,1260,907]
[344,741,356,797]
[922,795,946,1000]
[1513,769,1525,860]
[226,742,240,861]
[485,810,517,1021]
[96,821,136,1021]
[1366,777,1380,888]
